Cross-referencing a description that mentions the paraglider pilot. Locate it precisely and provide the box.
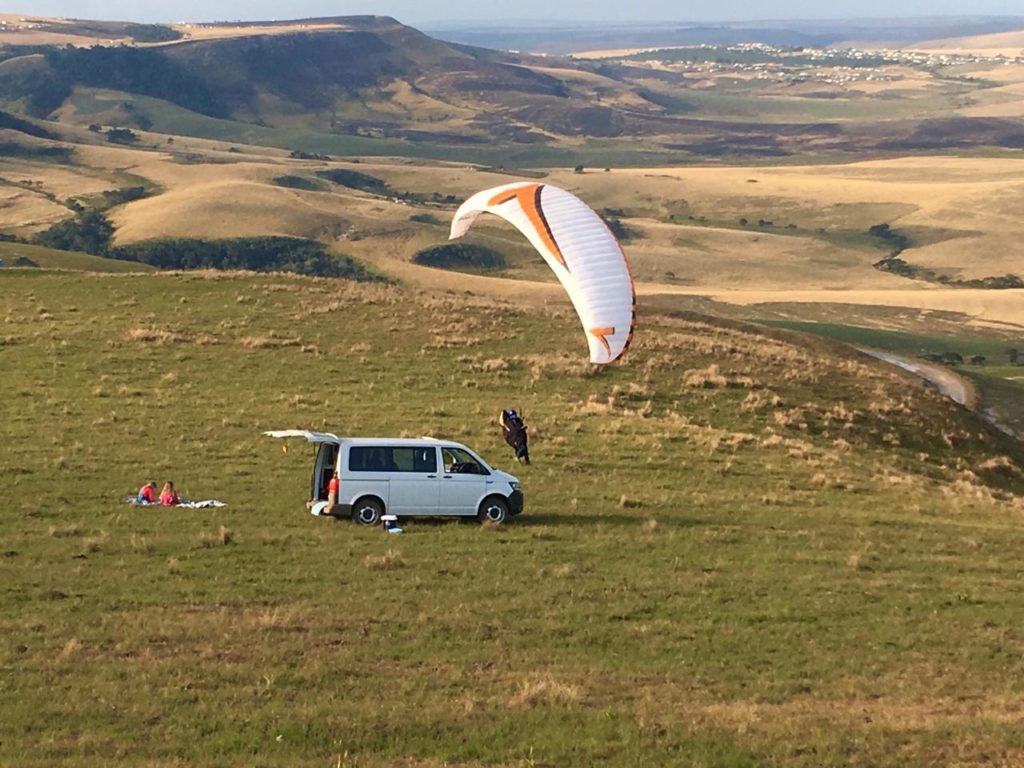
[499,409,530,465]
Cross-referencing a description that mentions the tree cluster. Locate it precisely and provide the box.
[109,236,386,281]
[412,243,507,272]
[32,208,113,255]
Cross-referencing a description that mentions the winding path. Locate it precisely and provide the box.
[858,347,974,407]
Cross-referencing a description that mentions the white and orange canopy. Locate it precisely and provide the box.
[449,182,636,364]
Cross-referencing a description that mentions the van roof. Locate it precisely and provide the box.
[264,430,466,448]
[343,437,454,446]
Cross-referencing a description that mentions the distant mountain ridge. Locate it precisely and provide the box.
[3,14,1024,163]
[0,16,574,144]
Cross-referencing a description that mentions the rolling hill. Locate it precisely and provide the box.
[0,17,572,145]
[3,14,1024,161]
[911,27,1024,53]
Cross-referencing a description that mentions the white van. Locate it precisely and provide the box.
[265,431,523,524]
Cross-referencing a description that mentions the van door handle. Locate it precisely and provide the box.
[443,475,453,479]
[427,474,437,478]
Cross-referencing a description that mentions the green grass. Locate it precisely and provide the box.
[634,75,978,124]
[63,91,729,168]
[0,241,156,272]
[2,271,1024,767]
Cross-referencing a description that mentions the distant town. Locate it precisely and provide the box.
[605,42,1024,87]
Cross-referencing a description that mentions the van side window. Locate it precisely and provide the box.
[413,447,437,473]
[349,447,392,472]
[349,446,437,473]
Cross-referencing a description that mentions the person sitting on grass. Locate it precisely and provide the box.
[159,481,180,506]
[137,481,157,504]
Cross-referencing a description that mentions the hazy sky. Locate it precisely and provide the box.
[7,1,1024,25]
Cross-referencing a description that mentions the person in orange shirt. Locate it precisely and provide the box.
[137,481,157,504]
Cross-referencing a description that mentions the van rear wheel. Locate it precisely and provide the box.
[478,496,509,525]
[353,498,383,526]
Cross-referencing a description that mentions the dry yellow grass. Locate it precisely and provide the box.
[169,20,353,43]
[0,15,359,48]
[0,15,127,47]
[568,157,1024,284]
[0,155,117,199]
[7,136,1024,332]
[623,218,888,288]
[509,675,582,707]
[111,180,352,242]
[642,286,1024,330]
[571,47,670,59]
[910,29,1024,55]
[0,186,70,235]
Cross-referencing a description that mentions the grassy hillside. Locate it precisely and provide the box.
[0,240,156,272]
[2,269,1023,766]
[765,321,1024,438]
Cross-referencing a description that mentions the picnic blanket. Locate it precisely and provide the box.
[127,498,226,508]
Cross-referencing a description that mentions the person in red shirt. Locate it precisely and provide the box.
[159,481,180,506]
[327,471,340,514]
[137,481,157,504]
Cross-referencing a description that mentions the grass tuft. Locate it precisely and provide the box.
[56,638,81,662]
[510,675,582,708]
[364,549,405,571]
[199,525,233,548]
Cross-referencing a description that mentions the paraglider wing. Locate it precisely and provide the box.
[449,182,635,363]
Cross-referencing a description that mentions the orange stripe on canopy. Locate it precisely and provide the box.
[590,327,615,357]
[488,184,568,270]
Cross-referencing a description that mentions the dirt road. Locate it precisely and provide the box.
[858,348,975,407]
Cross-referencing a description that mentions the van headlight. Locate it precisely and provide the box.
[510,481,520,491]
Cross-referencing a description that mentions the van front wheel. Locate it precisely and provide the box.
[353,498,384,526]
[478,496,509,525]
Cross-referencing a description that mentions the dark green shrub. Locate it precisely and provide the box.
[412,243,507,272]
[315,168,390,195]
[274,176,324,191]
[106,128,138,144]
[109,236,386,281]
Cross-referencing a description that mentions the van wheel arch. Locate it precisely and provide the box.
[477,495,510,525]
[352,496,385,526]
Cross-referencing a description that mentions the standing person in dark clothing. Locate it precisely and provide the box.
[499,409,530,465]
